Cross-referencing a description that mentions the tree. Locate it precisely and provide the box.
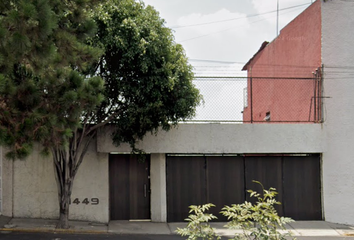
[0,0,104,228]
[0,0,201,229]
[90,0,201,147]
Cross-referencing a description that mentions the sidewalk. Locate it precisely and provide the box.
[1,216,354,237]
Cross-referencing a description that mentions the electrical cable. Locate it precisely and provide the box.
[179,5,308,42]
[171,3,311,29]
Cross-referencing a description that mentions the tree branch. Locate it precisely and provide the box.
[73,131,96,177]
[52,148,64,201]
[85,108,123,136]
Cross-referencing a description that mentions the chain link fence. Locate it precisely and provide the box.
[188,76,322,123]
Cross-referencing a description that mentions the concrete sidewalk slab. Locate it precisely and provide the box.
[169,222,295,237]
[108,220,171,235]
[288,221,344,236]
[67,220,108,233]
[0,216,11,228]
[8,218,57,231]
[2,218,107,233]
[170,221,354,237]
[326,221,354,236]
[167,222,186,234]
[1,216,354,237]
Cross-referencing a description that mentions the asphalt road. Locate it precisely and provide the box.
[1,232,354,240]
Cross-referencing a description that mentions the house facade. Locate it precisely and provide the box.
[1,0,354,226]
[242,0,322,122]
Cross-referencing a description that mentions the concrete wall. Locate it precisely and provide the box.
[150,153,167,222]
[1,123,324,223]
[5,142,109,223]
[98,124,325,154]
[0,146,2,214]
[321,0,354,225]
[99,123,324,223]
[243,0,322,122]
[2,147,13,217]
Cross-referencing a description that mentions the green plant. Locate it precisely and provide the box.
[221,181,295,240]
[176,203,220,240]
[176,181,296,240]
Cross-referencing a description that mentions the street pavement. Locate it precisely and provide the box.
[1,216,354,239]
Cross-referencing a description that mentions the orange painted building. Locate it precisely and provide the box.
[242,1,322,123]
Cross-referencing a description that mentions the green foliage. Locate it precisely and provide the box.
[176,182,295,240]
[0,0,104,159]
[0,0,201,229]
[0,0,201,158]
[176,203,220,240]
[90,0,202,150]
[221,181,295,240]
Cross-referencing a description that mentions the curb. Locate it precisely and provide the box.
[0,228,108,234]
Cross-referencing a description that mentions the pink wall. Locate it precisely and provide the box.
[243,0,321,122]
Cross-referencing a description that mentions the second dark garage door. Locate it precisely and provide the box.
[166,154,322,222]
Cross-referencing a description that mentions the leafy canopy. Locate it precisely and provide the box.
[91,0,201,149]
[0,0,201,158]
[0,0,104,158]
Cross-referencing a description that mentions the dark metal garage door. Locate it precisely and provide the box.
[166,154,321,222]
[166,155,245,222]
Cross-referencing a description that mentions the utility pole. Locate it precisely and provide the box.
[276,0,279,36]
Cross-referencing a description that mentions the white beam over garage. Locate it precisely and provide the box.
[97,123,325,154]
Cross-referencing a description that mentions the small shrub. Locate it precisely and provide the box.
[221,181,295,240]
[176,181,296,240]
[175,203,220,240]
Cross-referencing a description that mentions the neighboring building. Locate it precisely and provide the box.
[1,0,354,226]
[242,0,322,123]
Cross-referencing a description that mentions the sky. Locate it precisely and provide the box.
[142,0,314,76]
[141,0,315,121]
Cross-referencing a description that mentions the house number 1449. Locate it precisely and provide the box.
[70,198,99,205]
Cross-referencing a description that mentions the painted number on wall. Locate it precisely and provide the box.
[70,198,99,205]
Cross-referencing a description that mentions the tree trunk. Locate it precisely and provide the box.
[58,203,69,229]
[52,131,96,229]
[52,148,75,229]
[56,181,73,229]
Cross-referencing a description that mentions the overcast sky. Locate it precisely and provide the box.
[141,0,315,120]
[142,0,314,76]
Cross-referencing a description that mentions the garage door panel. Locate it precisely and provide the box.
[167,156,206,222]
[245,156,284,216]
[166,154,321,222]
[207,156,245,221]
[283,156,322,220]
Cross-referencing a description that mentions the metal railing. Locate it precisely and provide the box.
[188,76,322,123]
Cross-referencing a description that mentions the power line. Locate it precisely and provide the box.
[171,3,310,29]
[179,5,307,43]
[190,59,245,64]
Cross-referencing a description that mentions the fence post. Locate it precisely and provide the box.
[314,77,317,122]
[320,65,324,122]
[250,77,253,123]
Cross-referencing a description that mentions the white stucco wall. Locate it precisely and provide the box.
[0,146,2,214]
[13,145,58,218]
[98,124,325,154]
[1,147,13,217]
[321,0,354,226]
[2,123,324,223]
[150,153,167,222]
[10,142,109,223]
